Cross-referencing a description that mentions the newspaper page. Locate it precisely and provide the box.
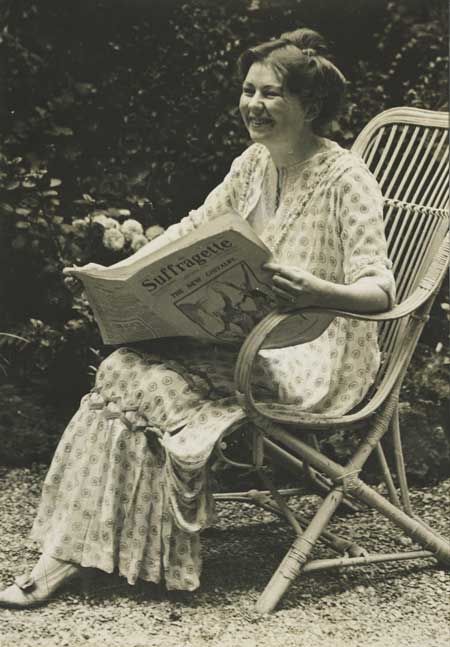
[69,213,334,347]
[69,214,274,344]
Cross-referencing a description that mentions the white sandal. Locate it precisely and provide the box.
[0,555,82,608]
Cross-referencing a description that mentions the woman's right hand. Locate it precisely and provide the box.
[63,262,106,296]
[63,273,84,296]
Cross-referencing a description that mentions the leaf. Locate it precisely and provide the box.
[46,126,74,137]
[0,333,29,345]
[15,207,32,216]
[0,203,14,215]
[22,179,37,189]
[105,208,122,218]
[74,82,96,96]
[12,235,27,250]
[50,178,62,188]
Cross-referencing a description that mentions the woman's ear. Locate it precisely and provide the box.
[304,100,321,123]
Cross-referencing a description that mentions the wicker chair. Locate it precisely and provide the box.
[217,107,450,614]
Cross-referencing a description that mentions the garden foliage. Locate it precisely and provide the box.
[0,0,448,475]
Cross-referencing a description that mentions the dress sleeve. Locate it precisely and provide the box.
[163,148,253,239]
[336,161,396,308]
[126,145,258,265]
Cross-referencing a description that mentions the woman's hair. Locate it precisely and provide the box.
[238,28,347,133]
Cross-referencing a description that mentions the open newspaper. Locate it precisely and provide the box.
[66,213,334,348]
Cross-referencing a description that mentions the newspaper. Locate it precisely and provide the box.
[66,213,334,348]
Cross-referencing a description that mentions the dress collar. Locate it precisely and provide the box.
[272,138,340,173]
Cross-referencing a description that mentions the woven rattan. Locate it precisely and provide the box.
[215,107,450,613]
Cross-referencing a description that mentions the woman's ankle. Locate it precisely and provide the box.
[31,554,81,592]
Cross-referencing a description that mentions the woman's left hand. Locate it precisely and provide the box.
[263,262,328,308]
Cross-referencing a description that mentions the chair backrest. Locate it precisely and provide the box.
[352,108,449,380]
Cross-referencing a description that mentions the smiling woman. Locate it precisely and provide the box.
[0,27,395,608]
[240,63,310,153]
[239,29,346,142]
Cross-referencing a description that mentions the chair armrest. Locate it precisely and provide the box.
[307,230,449,324]
[302,286,434,325]
[234,306,379,430]
[234,233,449,430]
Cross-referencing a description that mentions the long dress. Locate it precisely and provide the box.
[29,140,396,591]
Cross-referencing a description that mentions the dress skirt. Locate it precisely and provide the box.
[29,317,381,590]
[29,341,274,591]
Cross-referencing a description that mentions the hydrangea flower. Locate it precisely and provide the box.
[130,234,148,252]
[92,214,119,229]
[72,218,88,233]
[145,225,165,241]
[121,218,143,241]
[103,228,125,251]
[64,319,84,332]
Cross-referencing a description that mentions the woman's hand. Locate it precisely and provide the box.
[263,262,391,313]
[62,263,106,296]
[264,262,327,308]
[63,273,84,297]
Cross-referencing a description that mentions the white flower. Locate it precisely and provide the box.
[105,217,119,229]
[145,225,165,241]
[130,234,148,252]
[103,228,125,251]
[92,214,119,229]
[72,218,88,232]
[121,218,143,241]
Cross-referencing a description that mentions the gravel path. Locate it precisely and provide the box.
[0,466,449,647]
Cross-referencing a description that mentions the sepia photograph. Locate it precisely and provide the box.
[0,1,448,645]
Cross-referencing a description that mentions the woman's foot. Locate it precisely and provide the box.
[0,554,82,608]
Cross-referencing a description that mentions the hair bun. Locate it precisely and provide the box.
[280,27,328,57]
[301,48,317,57]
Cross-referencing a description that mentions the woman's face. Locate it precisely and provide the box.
[239,62,311,146]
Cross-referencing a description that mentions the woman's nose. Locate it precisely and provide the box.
[248,94,264,111]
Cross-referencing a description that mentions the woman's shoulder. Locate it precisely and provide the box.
[227,144,270,188]
[234,142,270,168]
[326,141,381,193]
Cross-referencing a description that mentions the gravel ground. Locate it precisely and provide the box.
[0,465,449,647]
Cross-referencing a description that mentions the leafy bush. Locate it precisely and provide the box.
[0,1,448,472]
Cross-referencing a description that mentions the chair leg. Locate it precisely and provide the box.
[391,406,413,515]
[303,465,364,512]
[265,437,364,513]
[350,478,450,564]
[249,386,450,613]
[272,422,450,563]
[256,472,450,614]
[256,468,303,536]
[254,468,367,557]
[375,441,402,508]
[256,487,344,615]
[256,419,450,613]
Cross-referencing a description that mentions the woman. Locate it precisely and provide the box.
[0,28,395,607]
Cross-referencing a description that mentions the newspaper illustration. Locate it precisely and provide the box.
[66,213,334,347]
[176,261,276,341]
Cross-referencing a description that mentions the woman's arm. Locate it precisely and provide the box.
[264,263,390,312]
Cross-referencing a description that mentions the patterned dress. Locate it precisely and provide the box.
[30,140,395,591]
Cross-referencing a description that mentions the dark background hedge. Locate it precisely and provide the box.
[0,0,448,481]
